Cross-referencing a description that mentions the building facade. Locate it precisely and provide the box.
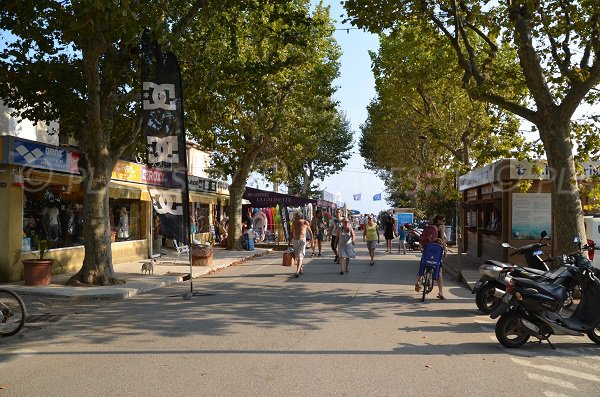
[458,158,600,266]
[0,104,228,282]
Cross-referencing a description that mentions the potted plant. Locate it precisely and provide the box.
[20,240,57,286]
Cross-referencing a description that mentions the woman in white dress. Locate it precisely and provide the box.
[336,217,356,274]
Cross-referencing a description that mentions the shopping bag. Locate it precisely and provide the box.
[282,251,295,266]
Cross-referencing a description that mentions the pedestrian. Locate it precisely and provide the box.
[414,215,448,299]
[383,211,396,253]
[337,217,356,274]
[289,212,315,277]
[397,224,408,254]
[359,214,366,231]
[329,208,343,263]
[311,209,327,257]
[363,215,380,265]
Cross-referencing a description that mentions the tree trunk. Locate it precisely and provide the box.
[66,155,122,285]
[538,123,586,255]
[227,148,261,250]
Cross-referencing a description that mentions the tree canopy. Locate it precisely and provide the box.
[344,0,600,251]
[175,1,343,248]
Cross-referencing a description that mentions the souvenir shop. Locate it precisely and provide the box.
[0,136,228,282]
[458,158,600,266]
[242,187,317,245]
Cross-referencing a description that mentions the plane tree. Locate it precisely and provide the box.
[177,1,341,249]
[345,0,600,251]
[359,22,526,219]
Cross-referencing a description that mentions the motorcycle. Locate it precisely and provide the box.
[406,226,422,251]
[491,237,600,349]
[473,231,557,313]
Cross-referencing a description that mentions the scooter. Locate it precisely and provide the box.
[473,231,555,313]
[491,238,600,349]
[406,227,422,251]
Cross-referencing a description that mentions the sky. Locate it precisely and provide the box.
[254,0,389,215]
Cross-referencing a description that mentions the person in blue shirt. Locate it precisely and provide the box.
[397,224,408,254]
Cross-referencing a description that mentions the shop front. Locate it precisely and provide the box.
[0,136,229,282]
[458,158,600,266]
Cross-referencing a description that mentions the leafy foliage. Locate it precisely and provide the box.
[344,0,600,250]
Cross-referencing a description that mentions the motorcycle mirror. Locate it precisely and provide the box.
[501,242,511,248]
[540,230,548,239]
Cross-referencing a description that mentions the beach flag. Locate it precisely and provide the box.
[353,193,362,201]
[373,193,382,201]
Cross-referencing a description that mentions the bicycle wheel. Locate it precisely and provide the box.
[421,268,433,302]
[0,289,26,337]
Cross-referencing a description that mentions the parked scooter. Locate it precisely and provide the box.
[406,226,422,251]
[474,231,554,313]
[491,237,600,349]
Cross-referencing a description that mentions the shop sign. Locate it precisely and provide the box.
[189,175,218,193]
[142,166,169,185]
[509,159,600,179]
[112,160,142,182]
[13,139,70,172]
[457,163,496,191]
[69,150,81,173]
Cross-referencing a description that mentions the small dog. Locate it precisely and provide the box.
[141,260,155,275]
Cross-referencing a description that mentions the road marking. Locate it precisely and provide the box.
[543,391,573,397]
[542,356,600,372]
[511,357,600,382]
[525,372,578,390]
[479,326,494,332]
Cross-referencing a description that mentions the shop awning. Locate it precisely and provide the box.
[109,182,142,200]
[243,187,317,208]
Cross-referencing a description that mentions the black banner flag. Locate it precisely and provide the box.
[141,32,190,245]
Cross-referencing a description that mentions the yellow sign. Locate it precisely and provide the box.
[112,160,142,182]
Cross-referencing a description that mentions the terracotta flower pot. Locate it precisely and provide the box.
[22,259,55,286]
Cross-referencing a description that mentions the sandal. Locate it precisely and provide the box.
[437,294,446,300]
[415,283,421,292]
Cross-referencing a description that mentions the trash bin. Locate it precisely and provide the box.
[191,243,213,266]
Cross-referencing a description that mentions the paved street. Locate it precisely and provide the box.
[1,241,599,397]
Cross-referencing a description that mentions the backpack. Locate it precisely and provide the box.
[419,224,439,246]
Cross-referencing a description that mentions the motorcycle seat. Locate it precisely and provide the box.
[513,277,568,302]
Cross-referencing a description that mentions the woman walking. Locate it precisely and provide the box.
[383,211,396,253]
[337,217,356,274]
[363,216,380,265]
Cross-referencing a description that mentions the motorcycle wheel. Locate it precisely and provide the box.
[475,285,502,314]
[587,320,600,345]
[495,311,531,348]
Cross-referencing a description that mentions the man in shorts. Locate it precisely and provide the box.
[329,208,343,264]
[289,212,315,277]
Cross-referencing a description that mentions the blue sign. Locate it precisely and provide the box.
[13,139,69,172]
[397,213,414,232]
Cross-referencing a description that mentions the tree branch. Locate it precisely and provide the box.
[171,0,209,38]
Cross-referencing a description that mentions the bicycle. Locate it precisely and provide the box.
[0,288,26,337]
[417,242,444,302]
[420,267,435,302]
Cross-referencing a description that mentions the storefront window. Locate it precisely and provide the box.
[191,203,210,234]
[110,199,142,242]
[23,181,84,251]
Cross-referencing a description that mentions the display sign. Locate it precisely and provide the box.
[511,193,552,239]
[396,213,414,232]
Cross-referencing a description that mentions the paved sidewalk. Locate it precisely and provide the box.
[2,246,278,300]
[443,247,484,291]
[2,244,484,300]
